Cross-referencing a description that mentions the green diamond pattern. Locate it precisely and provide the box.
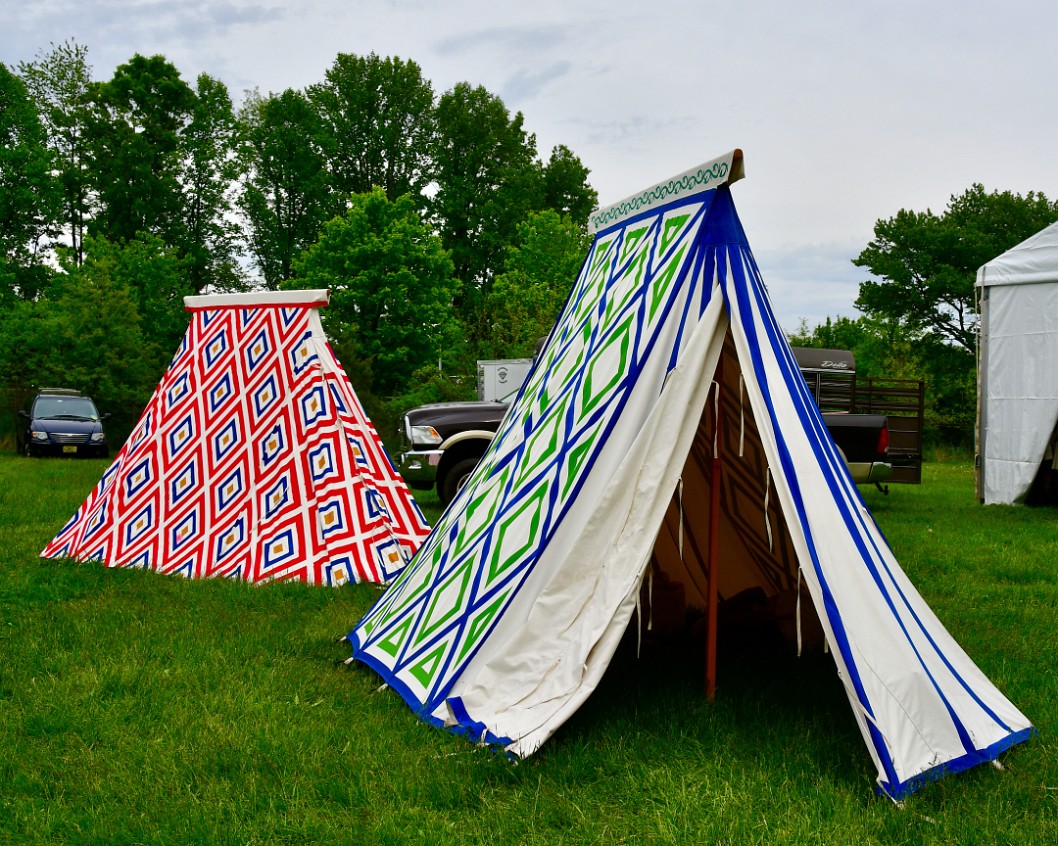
[409,640,449,689]
[594,230,653,336]
[455,589,512,665]
[659,214,690,254]
[579,315,633,419]
[513,401,565,489]
[572,243,612,325]
[486,482,548,585]
[449,466,509,559]
[379,541,447,622]
[591,236,616,275]
[606,248,650,321]
[561,429,601,499]
[351,188,720,717]
[378,615,415,658]
[414,559,474,646]
[649,245,688,321]
[619,226,649,264]
[534,344,584,416]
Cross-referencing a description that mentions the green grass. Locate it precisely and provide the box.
[1,455,1055,845]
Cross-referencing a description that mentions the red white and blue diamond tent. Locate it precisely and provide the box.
[43,290,429,586]
[345,151,1033,798]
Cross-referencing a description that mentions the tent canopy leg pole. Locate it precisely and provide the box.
[706,359,722,702]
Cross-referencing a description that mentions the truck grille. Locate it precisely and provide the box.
[398,416,409,452]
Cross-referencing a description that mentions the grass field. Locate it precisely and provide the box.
[1,454,1055,845]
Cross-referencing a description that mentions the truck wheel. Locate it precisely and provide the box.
[439,457,480,507]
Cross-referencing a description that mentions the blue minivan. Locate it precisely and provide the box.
[17,388,110,458]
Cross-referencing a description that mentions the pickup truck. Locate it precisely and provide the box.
[398,347,905,506]
[397,400,510,506]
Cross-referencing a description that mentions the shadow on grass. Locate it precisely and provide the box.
[548,615,867,794]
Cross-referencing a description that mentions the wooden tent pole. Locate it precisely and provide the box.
[706,354,723,702]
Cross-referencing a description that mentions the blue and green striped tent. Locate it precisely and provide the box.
[347,151,1032,798]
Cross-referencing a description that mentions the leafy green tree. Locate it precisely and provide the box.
[237,88,336,288]
[0,265,161,441]
[432,83,544,310]
[854,184,1058,353]
[84,54,196,248]
[72,233,191,362]
[484,209,591,358]
[786,315,907,379]
[52,274,157,439]
[181,73,244,293]
[309,53,435,203]
[0,297,46,398]
[542,144,597,225]
[23,48,242,295]
[0,232,188,436]
[852,184,1058,445]
[289,187,460,396]
[0,62,61,301]
[18,40,93,267]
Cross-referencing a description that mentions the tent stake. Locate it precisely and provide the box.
[706,356,723,702]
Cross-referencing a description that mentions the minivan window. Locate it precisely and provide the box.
[33,397,100,420]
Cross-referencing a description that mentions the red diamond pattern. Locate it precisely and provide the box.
[42,292,430,585]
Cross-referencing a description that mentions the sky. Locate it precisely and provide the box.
[5,0,1058,332]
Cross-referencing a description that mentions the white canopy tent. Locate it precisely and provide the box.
[976,221,1058,504]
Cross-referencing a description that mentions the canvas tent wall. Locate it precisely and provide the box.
[43,290,430,585]
[347,152,1032,798]
[976,221,1058,504]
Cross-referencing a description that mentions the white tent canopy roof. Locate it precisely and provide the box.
[977,221,1058,288]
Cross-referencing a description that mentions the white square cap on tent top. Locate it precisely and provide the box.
[347,151,1033,798]
[43,290,430,586]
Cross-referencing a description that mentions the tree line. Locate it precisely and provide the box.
[0,41,596,441]
[4,40,1057,450]
[792,184,1058,448]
